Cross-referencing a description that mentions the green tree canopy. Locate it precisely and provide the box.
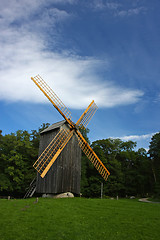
[148,132,160,197]
[0,123,50,197]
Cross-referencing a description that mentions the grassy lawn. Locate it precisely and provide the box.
[0,197,160,240]
[148,198,160,203]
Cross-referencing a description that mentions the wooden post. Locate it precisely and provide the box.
[101,182,103,199]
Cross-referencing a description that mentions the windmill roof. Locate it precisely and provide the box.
[40,120,66,134]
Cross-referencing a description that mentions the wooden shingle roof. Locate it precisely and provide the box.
[40,120,66,134]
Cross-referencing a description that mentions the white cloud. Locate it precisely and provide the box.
[153,93,160,103]
[92,1,120,11]
[91,1,146,17]
[106,2,120,10]
[0,0,75,26]
[0,0,144,109]
[116,133,156,141]
[116,7,146,17]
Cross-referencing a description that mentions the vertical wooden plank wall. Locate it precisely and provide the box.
[36,123,81,195]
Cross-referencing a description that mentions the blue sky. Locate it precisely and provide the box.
[0,0,160,151]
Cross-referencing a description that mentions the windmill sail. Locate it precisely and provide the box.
[76,100,98,129]
[31,75,72,121]
[33,128,73,178]
[76,131,110,181]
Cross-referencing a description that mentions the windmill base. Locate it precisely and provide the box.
[42,192,74,198]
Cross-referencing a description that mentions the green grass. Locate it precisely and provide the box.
[148,198,160,202]
[0,198,160,240]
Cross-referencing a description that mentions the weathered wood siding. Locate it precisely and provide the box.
[36,123,81,195]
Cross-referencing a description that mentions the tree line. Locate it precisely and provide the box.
[0,125,159,198]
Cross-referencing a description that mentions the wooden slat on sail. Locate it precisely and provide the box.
[33,129,73,178]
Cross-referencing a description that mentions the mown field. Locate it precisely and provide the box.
[0,197,160,240]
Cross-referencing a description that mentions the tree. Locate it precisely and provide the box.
[91,139,125,197]
[148,132,160,197]
[0,131,33,195]
[81,138,152,198]
[0,123,50,197]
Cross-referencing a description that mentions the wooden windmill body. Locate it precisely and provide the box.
[31,75,110,195]
[36,120,81,195]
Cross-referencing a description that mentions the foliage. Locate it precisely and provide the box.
[81,138,153,197]
[0,123,49,197]
[0,198,160,240]
[148,132,160,197]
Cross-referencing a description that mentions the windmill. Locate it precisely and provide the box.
[31,75,110,195]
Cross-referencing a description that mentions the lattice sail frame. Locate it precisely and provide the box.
[31,75,72,121]
[33,129,73,178]
[31,75,110,180]
[76,131,110,181]
[76,100,98,129]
